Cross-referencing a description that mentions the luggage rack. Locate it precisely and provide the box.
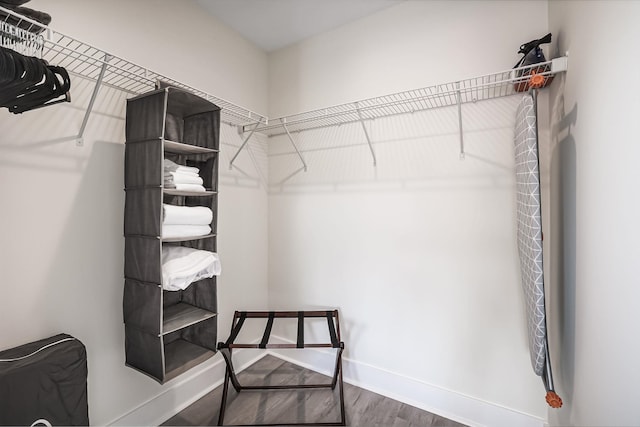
[217,310,346,426]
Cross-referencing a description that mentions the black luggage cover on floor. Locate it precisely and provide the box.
[0,333,89,426]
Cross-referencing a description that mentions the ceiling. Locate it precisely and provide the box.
[196,0,402,52]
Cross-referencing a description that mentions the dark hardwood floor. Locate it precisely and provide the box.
[162,355,466,426]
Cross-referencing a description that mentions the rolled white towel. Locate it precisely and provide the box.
[164,159,200,175]
[162,224,211,239]
[162,246,221,291]
[164,171,204,185]
[164,183,206,192]
[163,204,213,225]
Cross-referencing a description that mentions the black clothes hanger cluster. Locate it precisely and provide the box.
[0,46,70,114]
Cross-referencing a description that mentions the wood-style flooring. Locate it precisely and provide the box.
[162,355,466,427]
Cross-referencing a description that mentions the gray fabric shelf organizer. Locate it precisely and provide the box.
[513,91,562,408]
[123,86,220,383]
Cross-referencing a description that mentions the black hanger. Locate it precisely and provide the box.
[0,45,70,113]
[10,64,70,113]
[0,46,17,85]
[0,49,39,103]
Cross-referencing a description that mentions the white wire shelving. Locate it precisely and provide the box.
[242,57,568,166]
[0,5,266,145]
[1,4,568,164]
[254,58,568,137]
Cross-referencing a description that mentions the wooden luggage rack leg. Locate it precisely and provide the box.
[217,310,346,426]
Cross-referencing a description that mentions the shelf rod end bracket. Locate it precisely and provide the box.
[551,56,569,73]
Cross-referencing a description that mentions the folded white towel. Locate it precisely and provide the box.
[164,171,204,185]
[163,204,213,225]
[164,170,199,178]
[164,183,206,192]
[162,246,221,291]
[164,159,200,175]
[162,224,211,239]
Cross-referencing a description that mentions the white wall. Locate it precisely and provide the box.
[269,1,547,117]
[267,1,552,425]
[0,1,269,425]
[547,1,640,426]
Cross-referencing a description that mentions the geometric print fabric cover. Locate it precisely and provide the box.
[514,95,546,376]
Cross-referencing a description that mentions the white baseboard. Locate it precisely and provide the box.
[267,336,544,427]
[108,349,267,426]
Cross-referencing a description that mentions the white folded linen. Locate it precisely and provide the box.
[162,224,211,239]
[164,168,198,177]
[164,170,199,178]
[164,159,200,175]
[162,246,221,291]
[164,183,206,192]
[163,204,213,225]
[164,171,204,185]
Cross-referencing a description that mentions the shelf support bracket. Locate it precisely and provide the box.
[456,82,465,160]
[76,54,112,147]
[281,119,307,172]
[229,120,261,170]
[356,103,377,166]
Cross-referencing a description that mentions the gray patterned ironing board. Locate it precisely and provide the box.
[513,92,562,409]
[514,95,546,376]
[513,94,562,408]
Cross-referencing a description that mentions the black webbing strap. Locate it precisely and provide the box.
[297,311,304,348]
[224,311,247,346]
[326,311,339,348]
[259,311,275,349]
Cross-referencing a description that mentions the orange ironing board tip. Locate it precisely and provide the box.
[546,391,563,408]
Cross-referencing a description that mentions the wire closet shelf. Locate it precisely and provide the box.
[253,57,568,137]
[1,4,568,157]
[0,5,266,128]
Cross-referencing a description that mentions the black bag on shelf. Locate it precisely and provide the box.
[513,33,554,92]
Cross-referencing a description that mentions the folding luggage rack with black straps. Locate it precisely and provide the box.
[216,310,346,426]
